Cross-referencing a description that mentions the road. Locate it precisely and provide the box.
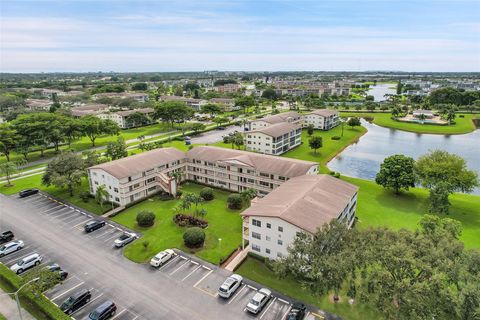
[0,193,328,320]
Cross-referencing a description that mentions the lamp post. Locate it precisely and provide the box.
[2,277,40,320]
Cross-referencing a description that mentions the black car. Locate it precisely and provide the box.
[286,302,307,320]
[46,263,69,280]
[60,289,92,315]
[84,220,106,233]
[19,188,39,198]
[0,231,14,244]
[89,300,117,320]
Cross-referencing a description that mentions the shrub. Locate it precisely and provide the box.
[173,214,208,228]
[227,194,243,210]
[79,191,91,202]
[176,190,183,198]
[136,210,155,227]
[331,136,341,140]
[183,227,205,248]
[200,187,214,201]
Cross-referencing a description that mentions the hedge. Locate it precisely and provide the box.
[0,263,71,320]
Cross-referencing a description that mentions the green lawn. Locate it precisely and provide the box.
[112,182,243,264]
[236,257,381,320]
[341,112,477,134]
[346,176,480,249]
[0,174,108,215]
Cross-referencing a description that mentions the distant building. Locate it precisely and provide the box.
[214,83,241,93]
[207,98,239,111]
[245,122,302,155]
[97,108,155,129]
[159,95,202,111]
[303,109,340,130]
[25,99,53,111]
[241,174,358,259]
[71,104,111,117]
[93,92,149,102]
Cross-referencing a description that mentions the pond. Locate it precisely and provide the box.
[327,120,480,194]
[368,84,397,102]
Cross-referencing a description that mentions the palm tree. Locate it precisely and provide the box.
[95,184,109,208]
[446,109,456,125]
[170,171,183,184]
[418,113,426,124]
[240,188,257,206]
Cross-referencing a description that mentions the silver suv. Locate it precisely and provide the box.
[218,274,243,298]
[11,253,43,274]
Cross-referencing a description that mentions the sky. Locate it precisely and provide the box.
[0,0,479,72]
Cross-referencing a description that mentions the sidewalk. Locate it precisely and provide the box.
[0,288,36,320]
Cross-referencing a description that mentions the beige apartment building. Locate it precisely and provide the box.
[248,111,302,131]
[303,109,340,130]
[87,146,318,206]
[245,122,302,155]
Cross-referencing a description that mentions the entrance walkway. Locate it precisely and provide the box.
[224,244,250,271]
[0,288,35,320]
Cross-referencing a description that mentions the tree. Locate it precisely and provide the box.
[42,152,86,196]
[415,150,478,214]
[306,124,314,136]
[183,227,205,248]
[169,170,183,184]
[308,136,323,154]
[191,122,206,135]
[428,182,451,214]
[213,117,228,128]
[375,155,416,194]
[231,132,244,149]
[201,103,222,116]
[95,184,109,208]
[153,101,194,128]
[446,108,456,125]
[126,112,151,128]
[106,136,128,160]
[391,106,402,119]
[235,96,255,114]
[81,115,120,147]
[184,193,203,216]
[240,188,257,205]
[262,88,278,100]
[0,123,18,162]
[132,82,148,91]
[347,117,361,129]
[0,160,25,186]
[62,117,83,147]
[136,210,155,227]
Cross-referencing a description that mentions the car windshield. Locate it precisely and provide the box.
[250,299,260,306]
[119,235,129,240]
[88,311,100,320]
[63,297,75,307]
[0,246,5,251]
[219,287,227,292]
[17,260,25,266]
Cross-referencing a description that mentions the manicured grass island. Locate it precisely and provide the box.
[112,182,243,265]
[341,112,478,135]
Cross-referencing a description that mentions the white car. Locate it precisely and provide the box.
[11,253,43,274]
[0,240,24,257]
[114,232,138,248]
[150,249,175,267]
[218,274,243,298]
[246,288,272,314]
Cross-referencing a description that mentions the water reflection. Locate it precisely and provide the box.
[328,120,480,194]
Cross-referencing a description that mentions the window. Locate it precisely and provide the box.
[115,197,120,202]
[252,232,261,240]
[252,219,261,227]
[266,223,271,229]
[114,187,118,193]
[278,226,283,232]
[266,236,271,241]
[265,248,271,254]
[146,177,156,184]
[252,244,261,252]
[277,239,283,245]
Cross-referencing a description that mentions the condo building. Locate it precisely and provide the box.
[303,109,340,130]
[248,111,302,131]
[245,122,302,155]
[240,174,358,260]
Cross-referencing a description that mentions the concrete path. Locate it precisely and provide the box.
[0,288,36,320]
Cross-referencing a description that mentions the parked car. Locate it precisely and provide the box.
[84,220,106,233]
[114,232,138,248]
[46,263,69,280]
[0,231,14,244]
[150,249,175,267]
[19,188,39,198]
[286,302,307,320]
[218,274,243,298]
[10,253,43,274]
[0,240,24,257]
[217,126,226,130]
[88,300,117,320]
[60,289,92,315]
[246,288,272,314]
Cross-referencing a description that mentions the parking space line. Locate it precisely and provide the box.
[181,264,201,281]
[38,205,63,214]
[94,228,116,239]
[259,297,276,319]
[193,269,213,288]
[51,281,85,300]
[158,255,180,271]
[103,232,122,242]
[247,285,258,291]
[169,259,189,275]
[280,305,292,320]
[74,219,92,229]
[227,284,246,304]
[64,215,89,225]
[53,209,76,219]
[110,307,126,320]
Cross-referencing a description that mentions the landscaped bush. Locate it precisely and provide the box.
[79,191,92,202]
[200,187,214,201]
[183,227,206,248]
[176,190,183,198]
[136,210,155,227]
[331,136,341,140]
[173,214,208,228]
[227,194,243,209]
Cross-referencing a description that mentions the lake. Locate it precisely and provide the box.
[368,84,397,102]
[327,120,480,194]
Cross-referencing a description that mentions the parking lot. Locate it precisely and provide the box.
[0,192,328,320]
